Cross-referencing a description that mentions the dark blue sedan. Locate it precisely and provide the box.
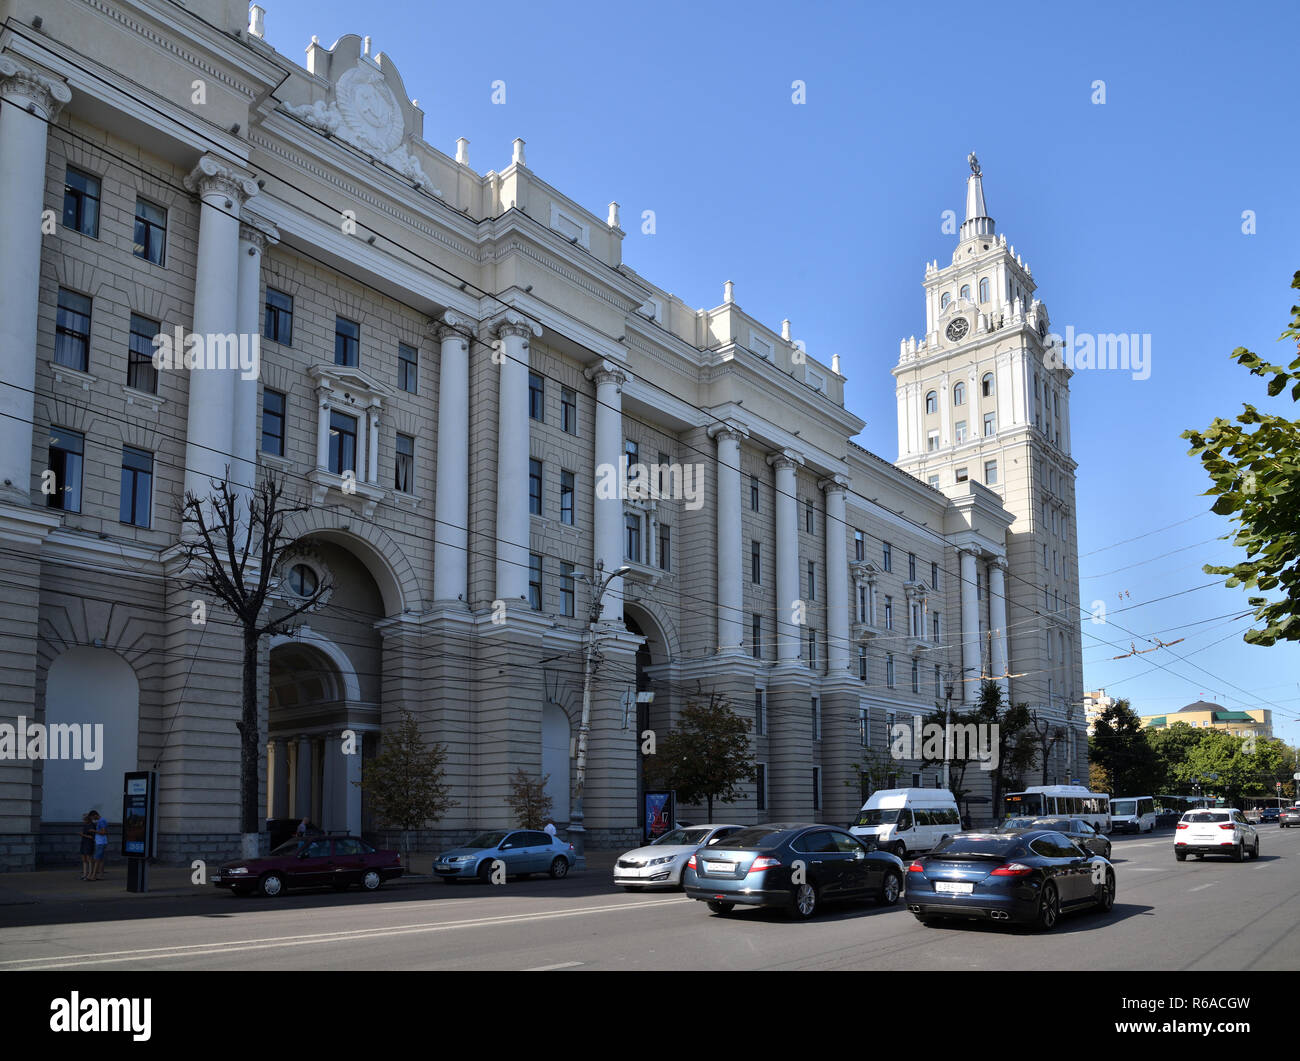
[906,830,1115,931]
[682,823,906,919]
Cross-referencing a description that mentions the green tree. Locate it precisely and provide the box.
[1090,699,1162,794]
[918,703,985,804]
[504,769,553,829]
[643,692,756,819]
[1182,270,1300,646]
[360,710,457,865]
[1146,722,1208,792]
[1177,730,1263,807]
[969,680,1036,814]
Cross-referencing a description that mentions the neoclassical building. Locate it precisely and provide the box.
[0,0,1086,869]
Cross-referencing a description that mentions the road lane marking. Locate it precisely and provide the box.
[1189,882,1218,892]
[525,960,585,971]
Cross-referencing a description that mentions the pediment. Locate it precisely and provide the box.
[309,363,392,401]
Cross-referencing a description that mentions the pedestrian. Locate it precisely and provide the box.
[78,811,96,880]
[89,812,108,880]
[543,820,557,837]
[296,817,309,837]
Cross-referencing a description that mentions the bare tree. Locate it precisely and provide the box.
[178,473,329,857]
[1029,709,1066,786]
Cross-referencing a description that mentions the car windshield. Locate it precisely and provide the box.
[1031,818,1071,830]
[270,839,311,856]
[853,809,900,826]
[932,835,1021,857]
[652,828,710,846]
[1184,813,1229,824]
[1112,800,1136,816]
[467,831,508,848]
[711,827,793,849]
[1000,818,1037,831]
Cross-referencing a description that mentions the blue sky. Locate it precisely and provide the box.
[260,0,1300,744]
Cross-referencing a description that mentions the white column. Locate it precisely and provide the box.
[709,424,746,653]
[989,558,1009,700]
[959,548,980,702]
[769,451,802,663]
[822,477,850,672]
[183,155,258,498]
[344,737,363,837]
[366,407,380,484]
[0,59,70,504]
[233,212,277,495]
[315,394,331,469]
[939,372,952,447]
[490,311,541,603]
[587,362,627,622]
[432,311,472,602]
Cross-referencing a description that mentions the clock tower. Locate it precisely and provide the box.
[892,155,1086,783]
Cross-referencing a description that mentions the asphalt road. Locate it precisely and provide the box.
[4,826,1298,971]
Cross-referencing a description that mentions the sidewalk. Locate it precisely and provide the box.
[0,848,623,905]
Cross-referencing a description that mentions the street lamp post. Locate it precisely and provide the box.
[569,561,629,870]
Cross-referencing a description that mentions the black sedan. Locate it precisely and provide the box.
[1001,816,1111,859]
[682,823,905,919]
[1259,807,1280,824]
[906,830,1115,931]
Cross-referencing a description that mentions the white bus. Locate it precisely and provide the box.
[1110,795,1156,833]
[1002,785,1112,833]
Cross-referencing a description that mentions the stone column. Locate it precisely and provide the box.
[821,476,850,673]
[488,310,541,603]
[344,737,363,837]
[989,557,1010,700]
[709,423,747,654]
[295,736,313,822]
[432,310,473,602]
[270,740,290,819]
[768,451,802,663]
[586,362,627,622]
[0,59,70,504]
[959,548,980,703]
[233,211,277,495]
[366,406,380,484]
[182,155,258,497]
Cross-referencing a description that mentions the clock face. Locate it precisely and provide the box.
[946,317,969,342]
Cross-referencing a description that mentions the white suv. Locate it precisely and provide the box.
[1174,808,1259,862]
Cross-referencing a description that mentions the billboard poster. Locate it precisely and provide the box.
[121,771,156,858]
[643,790,675,843]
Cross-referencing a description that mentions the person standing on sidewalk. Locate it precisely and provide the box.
[78,812,96,880]
[89,813,108,880]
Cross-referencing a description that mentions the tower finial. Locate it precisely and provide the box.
[960,152,994,241]
[967,151,980,176]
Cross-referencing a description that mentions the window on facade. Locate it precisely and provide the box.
[979,277,989,303]
[807,628,817,668]
[395,433,414,493]
[982,372,994,397]
[63,167,100,238]
[931,561,939,589]
[752,614,763,661]
[624,439,640,489]
[560,470,574,525]
[751,541,761,583]
[886,653,896,688]
[328,411,358,474]
[658,523,670,572]
[47,427,84,513]
[858,645,867,682]
[750,476,760,511]
[910,601,921,635]
[911,659,919,694]
[1054,550,1059,575]
[54,288,91,371]
[925,391,937,414]
[807,561,816,601]
[928,474,940,488]
[908,553,917,581]
[932,613,941,643]
[883,541,892,571]
[960,284,970,300]
[854,529,864,561]
[940,292,951,309]
[934,665,943,699]
[955,467,968,483]
[288,564,317,597]
[983,412,996,436]
[127,313,159,394]
[813,767,822,810]
[133,198,167,265]
[528,372,544,420]
[927,430,939,452]
[398,342,418,393]
[756,764,767,811]
[804,499,814,534]
[334,317,360,367]
[625,513,642,563]
[264,288,293,345]
[119,446,153,527]
[754,689,767,736]
[955,420,967,444]
[985,460,998,485]
[529,555,542,611]
[560,561,575,617]
[529,458,543,515]
[811,697,821,740]
[953,382,966,406]
[884,595,893,630]
[857,584,868,623]
[561,386,577,434]
[656,452,669,497]
[859,705,869,745]
[261,389,285,456]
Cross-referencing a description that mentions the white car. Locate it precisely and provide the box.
[1174,808,1259,862]
[614,824,745,889]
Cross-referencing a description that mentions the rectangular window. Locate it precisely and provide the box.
[911,659,919,694]
[264,288,293,345]
[625,513,642,563]
[812,767,821,811]
[751,541,761,583]
[934,664,942,699]
[752,614,763,660]
[931,561,939,590]
[658,523,670,572]
[395,433,414,493]
[955,420,967,444]
[127,313,158,394]
[529,458,543,515]
[858,645,867,681]
[561,386,577,434]
[756,764,767,812]
[560,561,575,617]
[884,596,893,630]
[755,690,767,736]
[528,372,544,420]
[932,613,941,643]
[911,601,921,636]
[328,410,358,474]
[857,584,868,623]
[54,288,91,371]
[927,474,940,488]
[1054,550,1060,575]
[927,429,939,452]
[529,554,542,611]
[657,451,670,497]
[807,560,816,601]
[887,653,896,688]
[985,460,998,485]
[805,499,814,534]
[334,317,360,367]
[908,553,917,581]
[984,411,996,436]
[750,476,760,512]
[261,389,285,455]
[132,198,166,265]
[807,628,817,668]
[560,470,575,525]
[63,167,100,238]
[859,706,869,746]
[955,467,968,483]
[883,542,892,571]
[47,427,84,513]
[398,342,418,393]
[811,697,821,741]
[854,529,864,561]
[119,446,153,527]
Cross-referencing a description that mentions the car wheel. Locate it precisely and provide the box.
[549,857,569,879]
[1096,867,1116,912]
[878,870,902,906]
[361,870,382,891]
[1233,843,1244,863]
[478,859,495,883]
[1251,839,1260,860]
[706,900,734,915]
[259,872,284,898]
[791,882,818,919]
[1175,851,1186,862]
[1035,882,1060,931]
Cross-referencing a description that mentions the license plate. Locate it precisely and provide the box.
[935,881,973,894]
[704,861,736,874]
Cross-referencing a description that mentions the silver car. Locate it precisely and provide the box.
[614,824,745,890]
[435,829,575,882]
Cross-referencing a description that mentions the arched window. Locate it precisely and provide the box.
[940,292,951,309]
[925,390,937,414]
[960,284,971,300]
[981,372,994,397]
[979,277,989,302]
[953,382,966,406]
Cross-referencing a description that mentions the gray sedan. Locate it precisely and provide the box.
[434,829,575,883]
[614,824,746,890]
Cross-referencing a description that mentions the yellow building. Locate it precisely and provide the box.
[1141,701,1272,740]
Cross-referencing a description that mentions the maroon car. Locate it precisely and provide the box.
[212,835,403,897]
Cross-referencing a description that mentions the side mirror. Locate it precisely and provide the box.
[501,843,513,850]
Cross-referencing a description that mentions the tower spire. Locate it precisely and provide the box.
[961,151,994,240]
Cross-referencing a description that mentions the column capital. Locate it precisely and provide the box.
[766,448,804,471]
[818,474,850,495]
[707,420,748,443]
[990,555,1009,573]
[238,207,279,252]
[428,308,475,343]
[0,57,71,120]
[584,360,628,389]
[957,546,981,561]
[484,307,541,342]
[184,154,259,207]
